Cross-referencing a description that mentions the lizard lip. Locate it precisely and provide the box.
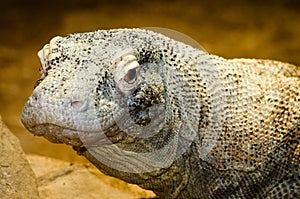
[26,123,124,147]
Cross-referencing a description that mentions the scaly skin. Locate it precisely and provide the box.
[21,28,299,198]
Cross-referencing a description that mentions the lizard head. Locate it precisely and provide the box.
[21,28,208,173]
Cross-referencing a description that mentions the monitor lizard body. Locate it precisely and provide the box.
[21,28,299,198]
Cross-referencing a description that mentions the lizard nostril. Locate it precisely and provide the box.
[70,100,88,112]
[31,93,38,102]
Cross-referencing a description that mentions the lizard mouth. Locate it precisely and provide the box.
[27,123,126,147]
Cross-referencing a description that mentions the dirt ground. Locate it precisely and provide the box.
[0,0,299,163]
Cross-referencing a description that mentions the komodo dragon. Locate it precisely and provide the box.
[21,28,299,198]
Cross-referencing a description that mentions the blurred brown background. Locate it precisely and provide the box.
[0,0,299,162]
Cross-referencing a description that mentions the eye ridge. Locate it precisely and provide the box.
[124,68,138,84]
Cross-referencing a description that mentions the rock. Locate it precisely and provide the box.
[0,115,39,199]
[27,154,156,199]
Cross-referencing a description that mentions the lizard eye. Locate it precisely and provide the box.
[113,50,140,94]
[124,67,139,84]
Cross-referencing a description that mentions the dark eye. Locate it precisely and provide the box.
[124,68,138,84]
